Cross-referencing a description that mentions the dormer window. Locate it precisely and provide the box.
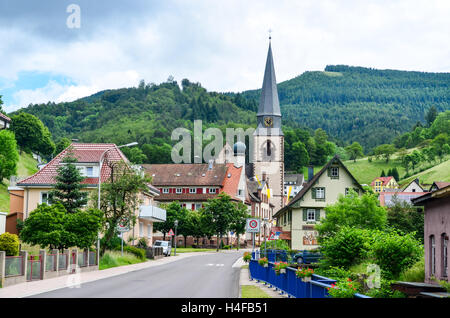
[163,188,169,194]
[209,188,217,194]
[86,167,94,177]
[189,188,196,194]
[176,188,182,194]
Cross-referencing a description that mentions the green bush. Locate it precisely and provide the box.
[222,245,231,250]
[0,232,20,256]
[398,257,425,282]
[368,230,423,279]
[260,239,290,252]
[315,265,357,281]
[101,235,127,251]
[320,227,373,269]
[136,237,148,249]
[366,279,406,298]
[122,246,146,260]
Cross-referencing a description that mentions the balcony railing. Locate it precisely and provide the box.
[139,205,166,222]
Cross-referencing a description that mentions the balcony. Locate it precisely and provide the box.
[139,205,166,222]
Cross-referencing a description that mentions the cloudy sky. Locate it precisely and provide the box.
[1,0,449,112]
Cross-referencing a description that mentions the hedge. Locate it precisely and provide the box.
[0,232,20,256]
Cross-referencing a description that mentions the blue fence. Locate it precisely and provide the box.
[250,252,370,298]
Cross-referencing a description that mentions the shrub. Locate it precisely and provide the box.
[243,252,251,263]
[137,237,148,249]
[122,246,146,260]
[365,279,406,298]
[320,227,373,269]
[368,230,423,279]
[327,278,360,298]
[0,232,20,256]
[222,245,231,250]
[398,257,425,282]
[258,257,268,266]
[101,235,127,251]
[315,265,357,281]
[260,239,290,252]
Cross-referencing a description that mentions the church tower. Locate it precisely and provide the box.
[252,38,284,210]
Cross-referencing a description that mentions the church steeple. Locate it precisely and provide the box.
[255,39,283,136]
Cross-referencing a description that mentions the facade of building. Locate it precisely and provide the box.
[370,176,399,193]
[284,173,304,198]
[8,143,166,245]
[403,178,425,193]
[273,155,363,250]
[429,182,450,192]
[0,113,11,130]
[412,184,450,284]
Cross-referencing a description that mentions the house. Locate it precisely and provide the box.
[284,173,304,199]
[273,155,363,250]
[412,184,450,284]
[379,192,428,207]
[247,177,275,246]
[370,176,399,193]
[403,178,425,193]
[0,113,11,130]
[7,143,166,244]
[429,182,450,192]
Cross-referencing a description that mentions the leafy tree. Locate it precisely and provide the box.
[289,141,309,173]
[92,160,150,255]
[201,193,236,251]
[0,130,19,183]
[0,96,5,114]
[54,137,72,156]
[386,195,424,243]
[48,150,88,213]
[316,191,387,239]
[121,147,147,164]
[10,112,55,157]
[374,144,396,163]
[345,142,364,162]
[229,201,249,250]
[154,201,189,242]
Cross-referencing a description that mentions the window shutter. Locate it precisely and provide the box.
[315,209,320,221]
[303,209,307,221]
[327,168,331,177]
[311,188,316,199]
[323,188,326,199]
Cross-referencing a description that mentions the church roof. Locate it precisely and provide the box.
[257,41,281,117]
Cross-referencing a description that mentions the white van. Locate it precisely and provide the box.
[154,240,172,256]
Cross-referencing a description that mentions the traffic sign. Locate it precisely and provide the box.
[268,232,275,240]
[117,217,129,232]
[168,229,174,236]
[246,218,260,233]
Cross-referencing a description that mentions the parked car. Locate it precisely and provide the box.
[154,240,172,256]
[292,250,322,265]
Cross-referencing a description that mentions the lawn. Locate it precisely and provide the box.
[170,247,217,254]
[0,152,38,212]
[99,250,147,270]
[241,285,271,298]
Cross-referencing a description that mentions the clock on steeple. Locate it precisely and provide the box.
[264,116,273,127]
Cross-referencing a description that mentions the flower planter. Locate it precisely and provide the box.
[301,276,311,282]
[280,268,286,274]
[263,264,268,268]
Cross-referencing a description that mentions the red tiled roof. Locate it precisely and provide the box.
[0,113,11,122]
[17,143,129,186]
[434,182,450,190]
[370,176,394,186]
[221,163,243,200]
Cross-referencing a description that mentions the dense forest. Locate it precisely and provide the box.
[8,65,449,170]
[240,65,450,150]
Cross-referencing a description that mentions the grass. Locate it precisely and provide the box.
[398,258,425,282]
[241,285,272,298]
[99,250,146,270]
[170,247,217,254]
[0,152,38,212]
[343,158,406,186]
[400,159,450,187]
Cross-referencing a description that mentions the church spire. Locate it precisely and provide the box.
[255,38,282,136]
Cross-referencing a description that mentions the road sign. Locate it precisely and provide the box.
[117,217,129,232]
[168,229,174,236]
[275,231,281,240]
[246,218,260,233]
[268,232,275,240]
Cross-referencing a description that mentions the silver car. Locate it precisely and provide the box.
[154,240,172,256]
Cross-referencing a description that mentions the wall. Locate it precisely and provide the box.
[0,212,6,235]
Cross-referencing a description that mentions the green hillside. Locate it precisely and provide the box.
[241,65,450,150]
[0,152,38,212]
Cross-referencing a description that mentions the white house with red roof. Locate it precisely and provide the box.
[0,113,11,130]
[8,143,166,244]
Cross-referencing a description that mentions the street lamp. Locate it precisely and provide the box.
[263,218,269,256]
[174,219,179,256]
[96,142,138,260]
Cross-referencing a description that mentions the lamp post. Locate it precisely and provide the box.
[263,218,268,254]
[174,219,178,256]
[96,142,138,260]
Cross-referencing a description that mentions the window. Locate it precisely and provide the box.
[163,188,169,194]
[195,203,202,210]
[86,166,94,177]
[189,188,196,194]
[147,224,152,239]
[430,235,436,277]
[176,188,182,194]
[312,187,325,200]
[209,188,217,194]
[40,192,49,205]
[345,188,350,196]
[238,189,243,196]
[307,209,316,221]
[442,234,448,277]
[139,222,144,237]
[330,167,339,179]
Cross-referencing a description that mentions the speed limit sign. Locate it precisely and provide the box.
[246,218,260,233]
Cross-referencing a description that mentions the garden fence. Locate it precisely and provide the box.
[250,251,371,298]
[5,255,24,277]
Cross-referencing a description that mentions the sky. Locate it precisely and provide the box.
[1,0,449,112]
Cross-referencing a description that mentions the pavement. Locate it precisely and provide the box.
[0,248,287,298]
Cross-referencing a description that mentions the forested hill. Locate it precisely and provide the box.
[241,65,450,150]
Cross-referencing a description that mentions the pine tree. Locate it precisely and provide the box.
[392,167,400,181]
[48,148,87,213]
[380,170,386,177]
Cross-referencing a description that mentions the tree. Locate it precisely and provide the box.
[10,112,55,157]
[391,167,400,182]
[425,106,438,127]
[92,160,150,255]
[229,201,249,250]
[290,141,309,173]
[120,147,147,164]
[48,149,88,213]
[20,202,102,251]
[386,195,424,243]
[54,138,72,156]
[316,191,387,240]
[374,144,396,163]
[201,193,236,251]
[0,130,19,183]
[380,170,386,177]
[345,142,364,162]
[153,201,189,242]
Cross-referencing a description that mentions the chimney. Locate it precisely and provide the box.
[308,166,314,181]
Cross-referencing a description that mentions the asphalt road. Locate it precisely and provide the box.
[29,251,243,298]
